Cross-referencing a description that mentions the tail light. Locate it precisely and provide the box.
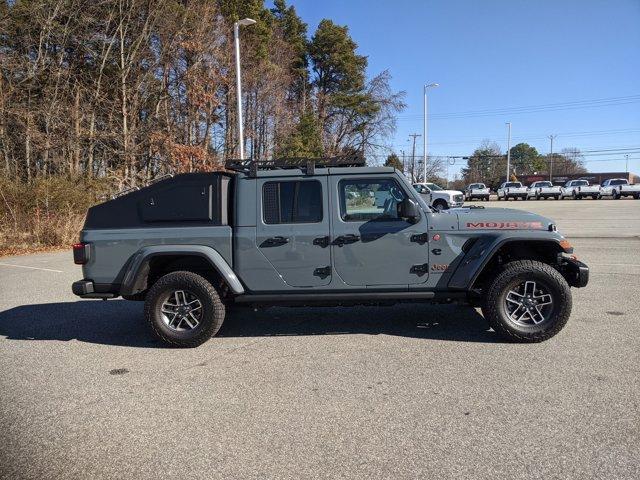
[73,243,91,264]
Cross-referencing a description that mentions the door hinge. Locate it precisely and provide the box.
[313,266,331,278]
[410,233,429,244]
[410,263,429,276]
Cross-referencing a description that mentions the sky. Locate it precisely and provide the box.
[284,0,640,178]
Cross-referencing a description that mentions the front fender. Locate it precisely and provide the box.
[447,232,566,290]
[120,245,244,296]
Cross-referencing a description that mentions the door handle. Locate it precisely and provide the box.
[260,236,289,248]
[334,234,360,246]
[313,236,330,248]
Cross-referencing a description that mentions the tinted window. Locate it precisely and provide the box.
[610,179,627,186]
[340,179,406,222]
[263,180,322,224]
[574,180,588,186]
[505,182,521,188]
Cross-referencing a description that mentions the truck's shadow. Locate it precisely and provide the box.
[0,300,500,347]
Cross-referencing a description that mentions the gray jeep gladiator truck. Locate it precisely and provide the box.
[72,157,589,347]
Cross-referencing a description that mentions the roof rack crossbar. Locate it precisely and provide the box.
[225,154,365,176]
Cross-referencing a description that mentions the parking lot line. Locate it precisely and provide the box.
[0,262,63,273]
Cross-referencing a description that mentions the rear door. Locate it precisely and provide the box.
[330,175,430,286]
[256,176,332,287]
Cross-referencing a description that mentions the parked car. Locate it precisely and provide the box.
[599,178,640,199]
[72,156,589,347]
[464,183,490,201]
[413,182,464,211]
[527,181,562,200]
[497,182,528,200]
[560,180,600,199]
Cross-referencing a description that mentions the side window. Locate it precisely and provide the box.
[262,180,322,224]
[339,178,406,222]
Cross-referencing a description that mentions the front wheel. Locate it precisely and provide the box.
[144,271,225,347]
[433,200,448,211]
[481,260,572,343]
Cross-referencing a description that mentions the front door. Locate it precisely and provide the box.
[256,176,332,287]
[330,175,430,286]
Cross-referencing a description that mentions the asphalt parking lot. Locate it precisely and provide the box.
[1,199,639,479]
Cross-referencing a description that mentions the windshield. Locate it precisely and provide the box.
[505,182,522,188]
[424,183,443,191]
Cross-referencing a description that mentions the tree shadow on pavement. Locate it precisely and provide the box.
[0,300,501,348]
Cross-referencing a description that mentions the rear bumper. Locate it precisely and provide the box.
[562,258,589,288]
[72,280,116,299]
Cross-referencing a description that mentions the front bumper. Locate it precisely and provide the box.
[72,280,116,299]
[561,258,589,288]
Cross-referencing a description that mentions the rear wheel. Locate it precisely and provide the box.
[613,190,621,200]
[144,271,225,347]
[481,260,572,342]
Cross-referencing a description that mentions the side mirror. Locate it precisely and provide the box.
[399,198,420,222]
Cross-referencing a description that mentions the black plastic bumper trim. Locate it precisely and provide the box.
[72,280,117,298]
[563,258,589,288]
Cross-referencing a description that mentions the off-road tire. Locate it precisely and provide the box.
[144,271,225,347]
[613,190,621,200]
[481,260,572,343]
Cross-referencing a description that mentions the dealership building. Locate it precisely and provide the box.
[517,171,640,186]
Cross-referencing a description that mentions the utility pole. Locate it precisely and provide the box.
[401,150,406,173]
[423,83,439,183]
[548,135,557,182]
[409,133,421,183]
[505,122,512,181]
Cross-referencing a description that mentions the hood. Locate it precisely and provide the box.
[434,189,463,196]
[453,207,554,231]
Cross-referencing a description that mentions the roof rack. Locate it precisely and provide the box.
[225,154,366,177]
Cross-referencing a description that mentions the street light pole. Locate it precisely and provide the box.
[423,83,439,182]
[548,135,556,182]
[625,154,629,174]
[233,18,256,160]
[409,133,421,183]
[505,122,512,181]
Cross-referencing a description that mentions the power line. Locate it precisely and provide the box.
[395,94,640,120]
[390,128,640,148]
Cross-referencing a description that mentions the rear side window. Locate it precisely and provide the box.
[610,179,627,185]
[262,180,322,224]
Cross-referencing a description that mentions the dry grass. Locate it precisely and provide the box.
[0,176,114,257]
